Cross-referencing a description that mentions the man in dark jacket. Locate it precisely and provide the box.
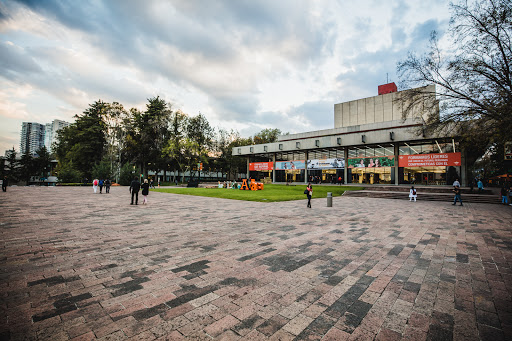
[129,177,141,205]
[2,176,8,192]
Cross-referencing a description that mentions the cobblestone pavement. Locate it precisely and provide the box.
[1,186,512,340]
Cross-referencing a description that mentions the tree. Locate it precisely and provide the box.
[55,100,108,178]
[103,102,129,182]
[4,147,18,182]
[57,161,82,183]
[214,129,253,180]
[34,146,51,179]
[253,128,282,144]
[397,0,512,172]
[125,97,172,179]
[92,159,113,180]
[18,152,35,184]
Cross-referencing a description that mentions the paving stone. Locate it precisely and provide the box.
[1,187,512,339]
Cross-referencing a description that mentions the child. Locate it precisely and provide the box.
[409,186,417,202]
[92,179,99,193]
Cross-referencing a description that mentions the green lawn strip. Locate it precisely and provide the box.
[151,184,363,202]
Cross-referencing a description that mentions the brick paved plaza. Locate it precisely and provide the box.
[1,186,512,340]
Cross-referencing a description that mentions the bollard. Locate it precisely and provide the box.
[327,192,332,207]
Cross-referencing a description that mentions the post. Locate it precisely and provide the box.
[327,192,332,207]
[344,147,348,184]
[304,151,309,184]
[246,157,250,180]
[272,153,276,183]
[394,144,399,185]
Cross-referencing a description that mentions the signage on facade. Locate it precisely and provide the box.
[348,156,395,168]
[307,158,345,169]
[249,162,274,171]
[275,160,305,170]
[399,152,461,167]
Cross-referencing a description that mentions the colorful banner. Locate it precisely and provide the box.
[275,160,305,170]
[398,152,461,167]
[249,162,274,171]
[348,156,395,168]
[307,158,345,169]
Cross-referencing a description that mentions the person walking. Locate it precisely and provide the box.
[501,186,509,205]
[509,186,512,206]
[141,179,150,204]
[477,179,484,192]
[99,179,104,194]
[92,179,99,193]
[409,186,417,202]
[2,176,8,192]
[452,186,463,206]
[452,178,461,187]
[104,179,111,193]
[129,177,141,205]
[306,183,313,208]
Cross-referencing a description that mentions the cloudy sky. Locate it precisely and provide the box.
[0,0,451,154]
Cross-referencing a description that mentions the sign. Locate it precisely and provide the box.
[197,163,203,171]
[249,162,274,171]
[348,156,395,168]
[307,158,345,169]
[275,160,305,170]
[399,152,461,167]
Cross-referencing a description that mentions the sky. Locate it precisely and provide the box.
[0,0,452,155]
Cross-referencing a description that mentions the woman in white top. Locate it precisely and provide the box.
[409,186,417,202]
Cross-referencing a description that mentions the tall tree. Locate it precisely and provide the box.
[18,152,35,184]
[34,146,51,179]
[55,100,108,178]
[103,102,129,182]
[397,0,512,172]
[162,110,189,182]
[214,129,253,180]
[253,128,282,144]
[4,147,18,182]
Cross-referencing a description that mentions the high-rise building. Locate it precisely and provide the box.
[20,122,45,156]
[44,119,71,153]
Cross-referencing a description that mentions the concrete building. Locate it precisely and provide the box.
[20,122,45,156]
[233,84,466,186]
[44,119,71,153]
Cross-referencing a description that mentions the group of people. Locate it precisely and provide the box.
[92,179,111,194]
[129,177,150,205]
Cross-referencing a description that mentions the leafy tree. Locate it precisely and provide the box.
[163,110,189,181]
[34,146,52,179]
[103,102,129,182]
[55,101,108,178]
[92,159,113,180]
[125,97,172,178]
[57,161,82,183]
[119,162,136,186]
[397,0,512,172]
[4,147,18,182]
[18,152,35,184]
[214,129,253,179]
[253,128,282,144]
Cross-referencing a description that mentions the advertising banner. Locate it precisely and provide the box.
[307,158,345,169]
[347,156,395,168]
[275,160,305,170]
[249,162,274,171]
[398,152,461,167]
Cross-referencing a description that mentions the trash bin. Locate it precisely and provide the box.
[327,192,332,207]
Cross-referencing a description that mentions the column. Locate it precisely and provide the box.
[461,149,467,187]
[304,151,309,184]
[247,156,250,179]
[394,144,399,185]
[272,153,276,183]
[344,147,348,184]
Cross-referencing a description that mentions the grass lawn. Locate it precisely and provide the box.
[151,184,364,202]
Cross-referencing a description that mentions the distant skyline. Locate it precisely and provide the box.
[0,0,452,154]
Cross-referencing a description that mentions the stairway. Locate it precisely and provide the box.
[342,186,503,204]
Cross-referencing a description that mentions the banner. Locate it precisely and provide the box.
[249,162,273,171]
[307,158,345,169]
[275,160,305,170]
[398,152,461,167]
[348,156,395,168]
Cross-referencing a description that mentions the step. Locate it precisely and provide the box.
[343,190,503,204]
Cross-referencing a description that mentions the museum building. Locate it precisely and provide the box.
[232,83,467,186]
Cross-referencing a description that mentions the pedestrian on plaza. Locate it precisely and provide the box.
[453,178,461,187]
[99,179,104,194]
[469,179,475,192]
[150,179,154,189]
[306,183,313,208]
[92,179,99,194]
[477,179,484,192]
[2,176,8,192]
[141,179,150,204]
[129,177,141,205]
[409,186,417,202]
[452,186,463,206]
[501,186,509,205]
[104,179,111,193]
[338,176,342,185]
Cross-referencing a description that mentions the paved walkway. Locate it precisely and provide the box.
[1,186,511,340]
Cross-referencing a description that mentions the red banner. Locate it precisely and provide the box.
[399,152,461,167]
[249,162,274,171]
